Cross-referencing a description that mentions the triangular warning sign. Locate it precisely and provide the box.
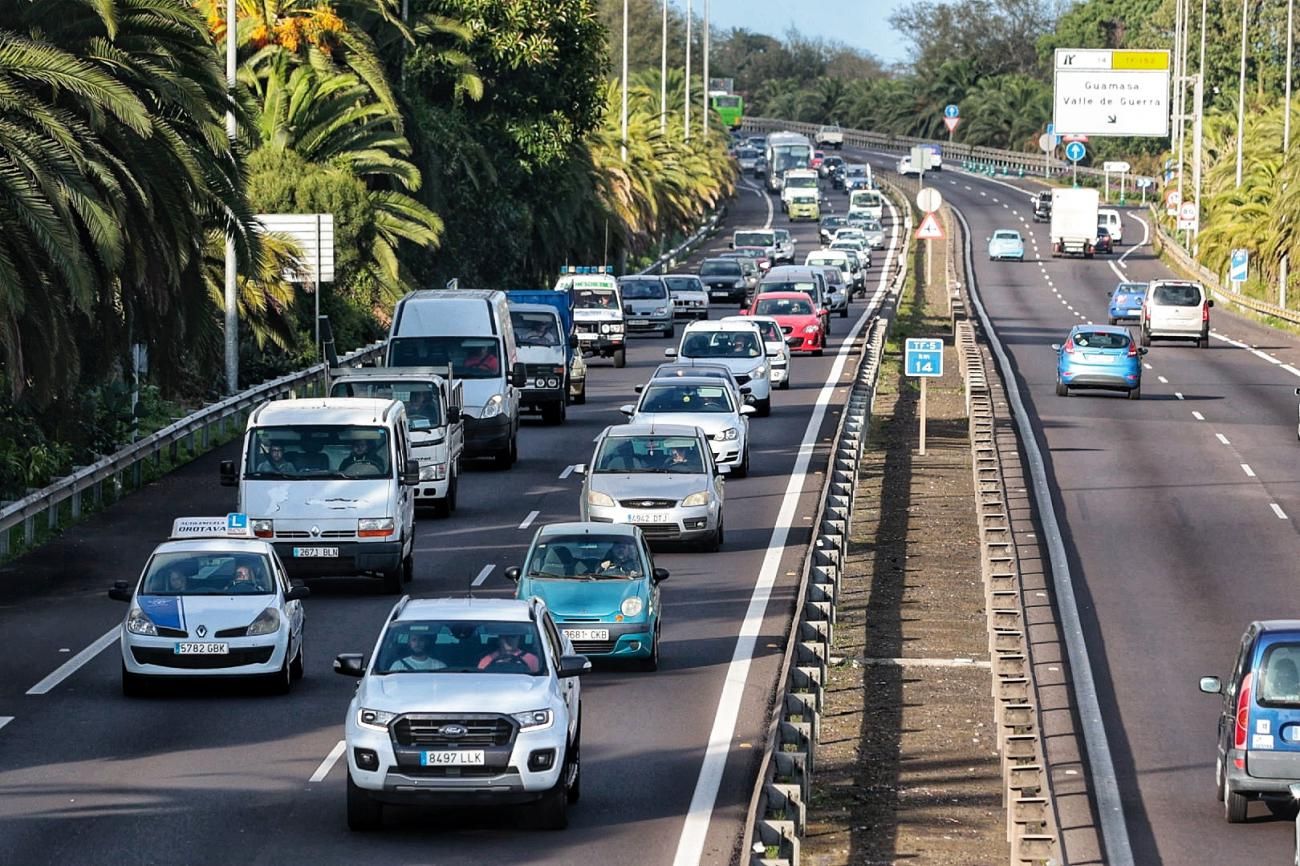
[944,116,960,133]
[914,212,945,240]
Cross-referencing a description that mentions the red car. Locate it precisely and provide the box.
[811,150,825,170]
[744,291,824,355]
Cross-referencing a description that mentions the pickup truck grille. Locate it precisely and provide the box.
[392,715,515,748]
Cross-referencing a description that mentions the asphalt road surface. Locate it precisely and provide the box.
[0,172,903,865]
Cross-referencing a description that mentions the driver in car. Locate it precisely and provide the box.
[339,439,384,475]
[477,629,541,672]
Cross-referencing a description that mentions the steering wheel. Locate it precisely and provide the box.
[341,460,380,478]
[486,654,532,672]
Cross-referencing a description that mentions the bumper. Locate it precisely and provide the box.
[673,302,709,319]
[121,631,288,677]
[770,364,788,384]
[626,315,672,332]
[415,475,450,502]
[707,436,743,467]
[1060,369,1140,390]
[464,413,512,457]
[275,539,403,578]
[586,502,719,542]
[520,386,565,410]
[557,619,655,658]
[1226,749,1300,797]
[1147,323,1208,340]
[577,334,625,356]
[1110,308,1142,320]
[705,286,746,303]
[789,208,820,221]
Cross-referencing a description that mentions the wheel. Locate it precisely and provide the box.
[814,346,824,357]
[1215,754,1226,801]
[532,777,569,830]
[1140,328,1151,348]
[778,375,790,390]
[638,624,661,672]
[1199,335,1210,349]
[494,435,517,469]
[289,635,305,680]
[381,562,403,594]
[733,448,750,478]
[613,347,626,368]
[121,662,149,698]
[566,724,582,802]
[347,773,383,831]
[839,306,848,319]
[573,380,586,405]
[542,401,565,425]
[266,652,292,695]
[1055,380,1068,397]
[1128,386,1141,400]
[756,396,771,418]
[434,466,457,517]
[401,552,414,584]
[1224,774,1249,823]
[662,323,675,340]
[823,319,831,337]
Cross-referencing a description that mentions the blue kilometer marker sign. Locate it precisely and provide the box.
[904,338,944,377]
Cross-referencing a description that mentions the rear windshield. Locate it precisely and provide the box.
[1258,643,1300,708]
[761,280,817,297]
[680,330,762,358]
[734,231,774,247]
[755,297,813,316]
[1071,331,1131,350]
[1152,284,1202,306]
[664,276,702,294]
[1113,284,1146,299]
[993,231,1020,241]
[700,260,742,276]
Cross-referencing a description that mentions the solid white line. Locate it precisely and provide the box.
[672,193,903,866]
[1284,365,1300,377]
[558,465,575,479]
[1241,464,1256,477]
[1192,411,1205,420]
[518,510,539,530]
[1215,433,1231,445]
[1157,375,1168,384]
[309,740,346,782]
[472,563,496,586]
[27,626,119,695]
[1272,503,1289,520]
[0,716,13,732]
[1119,214,1150,267]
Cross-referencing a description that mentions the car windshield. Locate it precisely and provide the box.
[140,551,276,596]
[681,330,762,358]
[1070,331,1131,350]
[700,260,742,277]
[993,231,1021,241]
[1258,643,1300,707]
[245,425,391,480]
[573,288,618,310]
[1114,284,1146,298]
[734,232,774,247]
[640,383,734,414]
[664,277,702,294]
[844,166,866,177]
[786,176,818,190]
[620,279,667,300]
[773,230,790,242]
[510,310,562,348]
[756,297,816,316]
[329,380,442,430]
[525,534,645,580]
[373,619,548,675]
[593,434,706,474]
[861,219,882,231]
[738,147,758,158]
[751,320,781,341]
[731,248,764,259]
[821,217,846,229]
[388,336,502,380]
[791,194,817,204]
[1152,284,1202,305]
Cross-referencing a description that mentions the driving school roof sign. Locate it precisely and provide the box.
[1052,49,1170,138]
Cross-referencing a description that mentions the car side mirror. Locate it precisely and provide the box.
[286,584,311,601]
[634,384,644,394]
[728,241,735,249]
[574,464,586,475]
[108,580,132,602]
[618,404,636,416]
[1139,347,1149,356]
[504,566,521,583]
[512,361,527,388]
[569,334,579,349]
[740,405,757,416]
[1207,299,1214,308]
[664,348,677,359]
[333,653,367,677]
[557,654,592,678]
[818,309,828,318]
[1198,676,1222,694]
[1050,344,1062,352]
[652,567,670,583]
[401,458,420,486]
[219,459,237,487]
[1295,387,1300,396]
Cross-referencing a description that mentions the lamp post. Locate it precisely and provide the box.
[701,0,710,140]
[621,0,628,162]
[684,0,692,142]
[224,0,238,393]
[660,0,667,132]
[1235,0,1248,188]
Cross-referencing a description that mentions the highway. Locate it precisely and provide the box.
[851,149,1300,865]
[0,173,902,865]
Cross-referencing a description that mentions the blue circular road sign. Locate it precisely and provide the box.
[944,104,959,119]
[1065,141,1086,162]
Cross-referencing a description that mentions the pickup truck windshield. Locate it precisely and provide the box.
[374,620,548,675]
[574,288,618,310]
[245,425,392,480]
[329,380,442,429]
[510,310,562,348]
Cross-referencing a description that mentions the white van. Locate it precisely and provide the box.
[780,169,819,212]
[219,398,419,593]
[1098,208,1124,245]
[848,189,885,221]
[387,289,525,467]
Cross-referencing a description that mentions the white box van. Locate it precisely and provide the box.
[219,398,419,592]
[387,289,525,467]
[1098,208,1124,245]
[329,367,465,516]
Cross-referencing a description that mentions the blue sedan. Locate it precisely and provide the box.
[987,229,1025,261]
[1107,281,1147,323]
[508,522,667,670]
[1053,325,1146,399]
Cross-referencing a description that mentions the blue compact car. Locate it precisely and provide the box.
[508,522,667,670]
[987,229,1025,261]
[1052,324,1146,399]
[1107,281,1147,323]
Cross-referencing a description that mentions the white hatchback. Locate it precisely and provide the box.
[667,320,773,416]
[722,315,792,390]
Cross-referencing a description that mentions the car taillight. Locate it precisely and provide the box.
[1127,342,1138,357]
[1063,338,1075,355]
[1234,672,1252,750]
[1202,303,1210,322]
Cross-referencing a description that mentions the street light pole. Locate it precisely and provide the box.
[223,0,238,393]
[660,0,667,133]
[684,0,692,142]
[1286,0,1294,153]
[1192,0,1206,251]
[620,0,628,162]
[1235,0,1248,188]
[701,0,710,140]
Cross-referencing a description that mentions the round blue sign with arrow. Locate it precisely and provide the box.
[1065,141,1086,163]
[944,104,959,119]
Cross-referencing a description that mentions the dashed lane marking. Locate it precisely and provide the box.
[1242,464,1256,478]
[309,740,346,782]
[27,626,120,695]
[1216,433,1231,445]
[559,465,575,479]
[518,510,539,530]
[472,563,496,586]
[1272,503,1290,520]
[1193,411,1206,420]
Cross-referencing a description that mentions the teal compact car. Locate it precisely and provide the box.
[506,522,668,671]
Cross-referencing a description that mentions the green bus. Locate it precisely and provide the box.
[709,92,743,130]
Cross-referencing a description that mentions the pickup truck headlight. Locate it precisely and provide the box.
[126,609,158,636]
[358,708,398,731]
[358,517,395,538]
[419,461,447,481]
[681,491,711,507]
[513,709,553,730]
[621,597,645,618]
[750,363,767,378]
[480,394,504,418]
[245,607,280,636]
[713,427,739,441]
[587,490,616,508]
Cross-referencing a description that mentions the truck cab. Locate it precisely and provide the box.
[329,367,464,516]
[780,168,819,213]
[507,300,572,424]
[556,267,627,369]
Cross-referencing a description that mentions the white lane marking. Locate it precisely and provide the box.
[518,510,539,530]
[1192,411,1205,420]
[964,184,972,190]
[1210,332,1300,376]
[1157,375,1168,384]
[27,626,120,695]
[1284,365,1300,376]
[1242,464,1256,477]
[0,717,12,732]
[472,563,496,586]
[1175,392,1184,400]
[980,191,987,197]
[1118,215,1150,267]
[558,465,575,479]
[1215,433,1231,445]
[672,193,903,866]
[1272,503,1290,520]
[309,740,346,782]
[1142,362,1152,369]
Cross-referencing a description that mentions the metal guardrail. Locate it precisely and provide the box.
[0,340,387,557]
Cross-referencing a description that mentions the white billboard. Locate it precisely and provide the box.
[1052,49,1170,138]
[255,213,335,284]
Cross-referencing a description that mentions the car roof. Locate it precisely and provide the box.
[152,538,278,556]
[654,362,733,378]
[664,273,702,280]
[1254,621,1300,635]
[250,398,401,427]
[644,375,727,388]
[701,257,743,265]
[722,314,780,326]
[603,422,702,438]
[618,275,663,282]
[683,319,763,333]
[766,266,821,279]
[396,597,533,623]
[753,291,816,303]
[537,521,637,539]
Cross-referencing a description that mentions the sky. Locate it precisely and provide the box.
[686,0,914,65]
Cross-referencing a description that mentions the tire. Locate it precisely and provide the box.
[401,552,414,584]
[266,652,292,695]
[662,323,675,340]
[1107,317,1117,325]
[1055,381,1068,397]
[734,448,750,479]
[756,396,772,418]
[1140,328,1152,348]
[381,563,403,595]
[347,773,383,832]
[613,347,626,369]
[1224,775,1249,823]
[494,435,517,469]
[1215,755,1226,801]
[823,319,831,337]
[532,777,569,830]
[573,381,587,405]
[839,307,848,319]
[814,346,824,357]
[121,663,149,698]
[433,467,457,517]
[638,624,661,672]
[778,374,790,390]
[289,635,305,680]
[566,724,582,803]
[1199,335,1210,349]
[1128,386,1141,401]
[542,401,565,425]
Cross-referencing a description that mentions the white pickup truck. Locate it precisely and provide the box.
[815,124,844,150]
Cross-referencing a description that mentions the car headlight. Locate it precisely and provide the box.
[803,324,820,334]
[358,517,395,538]
[481,394,504,418]
[653,307,667,316]
[513,709,553,730]
[587,490,616,508]
[621,597,645,618]
[546,377,560,388]
[126,608,157,636]
[252,518,274,538]
[358,708,398,731]
[681,490,711,507]
[734,280,747,288]
[600,323,611,334]
[713,427,739,441]
[245,607,281,636]
[419,461,447,481]
[750,364,767,378]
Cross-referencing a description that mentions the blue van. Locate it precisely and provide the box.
[1200,621,1300,822]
